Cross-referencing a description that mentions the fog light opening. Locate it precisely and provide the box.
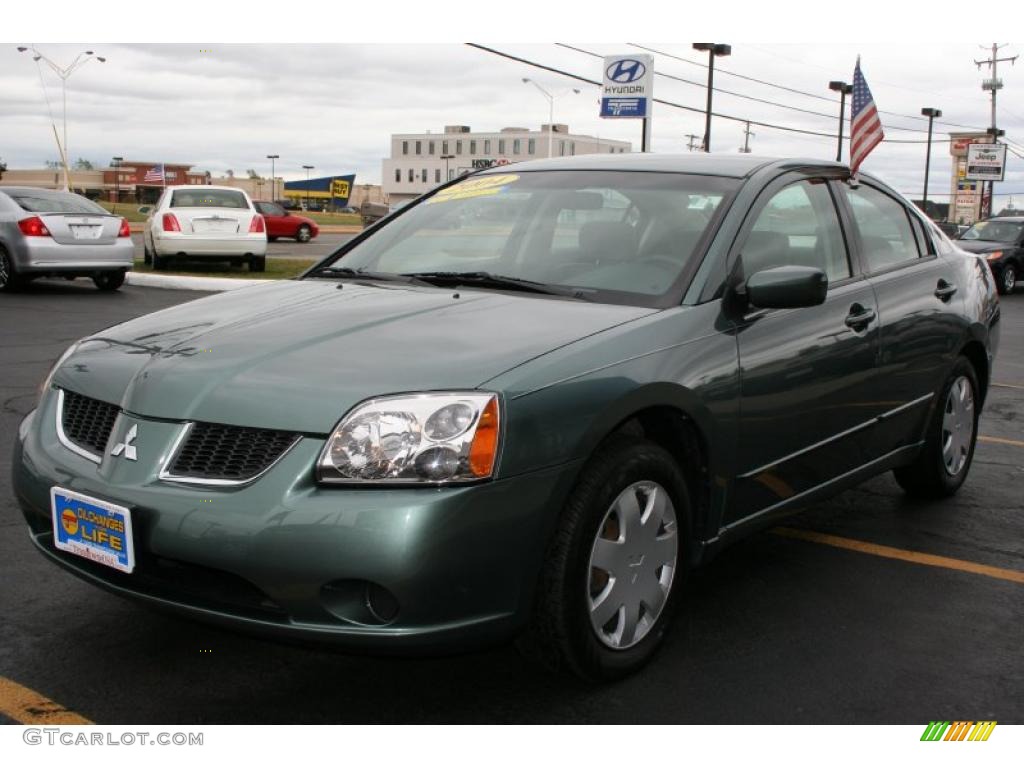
[365,582,400,624]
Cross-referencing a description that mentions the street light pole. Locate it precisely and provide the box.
[17,46,106,191]
[693,44,731,153]
[302,165,314,211]
[266,154,279,201]
[522,78,580,158]
[112,156,123,213]
[828,80,854,163]
[920,108,942,216]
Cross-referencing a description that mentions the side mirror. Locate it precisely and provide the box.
[138,206,151,214]
[745,266,828,309]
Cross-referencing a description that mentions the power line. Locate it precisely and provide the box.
[626,42,992,134]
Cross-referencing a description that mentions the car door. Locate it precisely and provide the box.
[726,174,881,524]
[838,182,968,459]
[256,202,287,237]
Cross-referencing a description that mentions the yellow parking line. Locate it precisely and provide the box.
[0,676,92,725]
[978,435,1024,448]
[772,527,1024,585]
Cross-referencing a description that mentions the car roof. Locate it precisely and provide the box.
[477,153,849,179]
[985,216,1024,222]
[0,186,89,197]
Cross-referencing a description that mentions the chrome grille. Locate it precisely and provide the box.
[166,422,299,483]
[59,389,119,458]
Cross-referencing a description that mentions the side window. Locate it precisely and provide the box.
[908,215,934,257]
[844,185,921,272]
[741,180,851,283]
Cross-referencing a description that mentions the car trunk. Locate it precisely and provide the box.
[39,213,122,246]
[172,209,250,235]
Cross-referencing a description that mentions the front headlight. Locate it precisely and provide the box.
[316,392,500,484]
[37,340,83,404]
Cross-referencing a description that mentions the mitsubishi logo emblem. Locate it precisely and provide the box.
[111,424,138,461]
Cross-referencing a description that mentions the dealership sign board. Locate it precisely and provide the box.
[965,143,1007,181]
[600,54,653,119]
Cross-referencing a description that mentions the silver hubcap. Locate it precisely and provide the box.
[1005,267,1016,293]
[941,376,975,477]
[299,227,310,241]
[587,481,678,650]
[0,252,8,287]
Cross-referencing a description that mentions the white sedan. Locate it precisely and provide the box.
[142,185,268,272]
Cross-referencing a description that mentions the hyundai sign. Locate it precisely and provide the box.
[601,54,653,119]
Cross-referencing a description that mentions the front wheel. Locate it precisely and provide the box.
[296,225,312,243]
[893,357,979,498]
[518,436,690,681]
[998,263,1017,295]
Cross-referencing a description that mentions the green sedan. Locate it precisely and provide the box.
[13,154,1000,680]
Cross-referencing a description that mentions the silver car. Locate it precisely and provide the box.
[0,187,134,292]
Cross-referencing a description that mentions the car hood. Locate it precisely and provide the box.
[54,280,654,434]
[956,240,1009,254]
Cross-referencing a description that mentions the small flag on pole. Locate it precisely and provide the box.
[143,163,165,183]
[850,57,884,175]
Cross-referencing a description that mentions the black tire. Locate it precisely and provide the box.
[0,246,22,292]
[249,256,266,273]
[893,357,980,498]
[143,236,153,266]
[296,225,312,243]
[997,263,1017,295]
[517,436,691,681]
[152,253,169,271]
[267,236,278,243]
[92,270,126,291]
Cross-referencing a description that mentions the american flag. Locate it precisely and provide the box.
[143,163,165,183]
[849,58,884,175]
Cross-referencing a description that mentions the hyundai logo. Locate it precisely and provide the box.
[606,59,646,84]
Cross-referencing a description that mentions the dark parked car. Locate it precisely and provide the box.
[14,155,999,680]
[253,201,319,243]
[955,216,1022,295]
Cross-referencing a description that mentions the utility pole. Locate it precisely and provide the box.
[693,43,731,152]
[974,43,1016,218]
[685,134,701,152]
[739,121,754,153]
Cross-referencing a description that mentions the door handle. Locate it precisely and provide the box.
[845,304,876,330]
[934,279,958,302]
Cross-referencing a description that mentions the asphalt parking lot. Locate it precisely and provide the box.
[0,278,1021,725]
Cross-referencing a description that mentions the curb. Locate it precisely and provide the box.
[125,272,275,292]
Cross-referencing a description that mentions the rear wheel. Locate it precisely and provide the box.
[267,236,278,243]
[894,357,979,498]
[92,271,126,291]
[518,436,690,681]
[152,253,170,271]
[998,263,1017,295]
[249,256,266,273]
[296,225,312,243]
[0,247,22,291]
[143,236,154,266]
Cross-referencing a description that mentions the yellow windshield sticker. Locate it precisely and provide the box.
[427,174,520,204]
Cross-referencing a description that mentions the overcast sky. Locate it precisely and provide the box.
[2,25,1022,208]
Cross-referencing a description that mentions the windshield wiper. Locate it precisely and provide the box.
[401,271,592,301]
[305,266,432,286]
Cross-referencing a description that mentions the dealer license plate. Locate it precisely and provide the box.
[50,487,135,573]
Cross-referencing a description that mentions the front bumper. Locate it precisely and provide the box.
[153,233,267,257]
[13,398,578,652]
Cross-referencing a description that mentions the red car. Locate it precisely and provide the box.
[253,201,319,243]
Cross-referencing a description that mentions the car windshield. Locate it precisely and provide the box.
[170,190,249,209]
[960,220,1024,243]
[312,170,736,306]
[8,192,107,215]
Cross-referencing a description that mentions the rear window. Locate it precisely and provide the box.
[8,192,107,215]
[170,190,249,209]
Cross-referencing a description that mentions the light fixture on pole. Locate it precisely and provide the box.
[522,78,581,158]
[111,156,123,213]
[828,80,854,162]
[17,45,107,191]
[302,165,314,211]
[266,154,279,201]
[920,108,942,216]
[692,43,731,152]
[441,154,455,182]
